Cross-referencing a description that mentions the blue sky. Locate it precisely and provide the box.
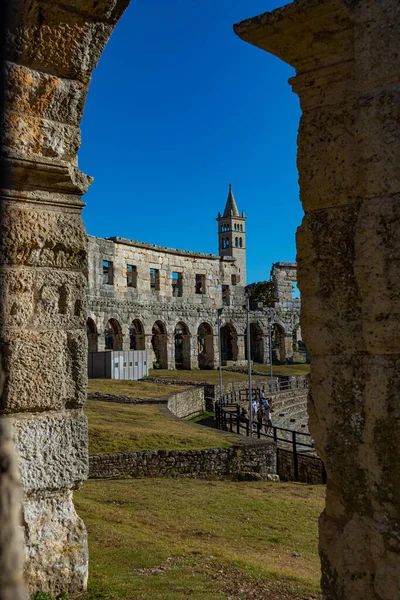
[79,0,301,285]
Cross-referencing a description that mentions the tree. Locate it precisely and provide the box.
[246,281,275,307]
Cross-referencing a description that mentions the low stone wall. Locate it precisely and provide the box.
[277,448,326,484]
[167,387,205,419]
[87,392,168,404]
[144,377,202,387]
[89,438,277,481]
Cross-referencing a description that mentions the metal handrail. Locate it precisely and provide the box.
[217,379,309,406]
[215,402,326,483]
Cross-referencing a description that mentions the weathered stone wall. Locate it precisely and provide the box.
[87,392,168,405]
[271,262,299,305]
[89,439,277,480]
[0,420,28,600]
[277,448,325,485]
[88,235,240,306]
[167,387,205,420]
[86,237,301,368]
[235,1,400,598]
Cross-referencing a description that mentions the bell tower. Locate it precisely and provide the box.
[217,184,247,284]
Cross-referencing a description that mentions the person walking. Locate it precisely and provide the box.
[265,400,273,435]
[251,396,257,428]
[256,399,264,434]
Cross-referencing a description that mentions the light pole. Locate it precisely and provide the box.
[268,315,273,393]
[217,308,223,404]
[246,296,253,436]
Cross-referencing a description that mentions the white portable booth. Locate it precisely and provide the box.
[88,350,149,380]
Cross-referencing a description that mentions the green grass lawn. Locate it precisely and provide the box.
[86,400,235,455]
[88,378,183,399]
[87,365,309,397]
[148,364,310,383]
[148,369,259,383]
[252,364,310,377]
[76,478,323,600]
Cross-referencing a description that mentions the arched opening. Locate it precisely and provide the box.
[272,323,286,364]
[129,319,145,350]
[86,318,98,353]
[174,322,191,370]
[197,323,214,369]
[151,321,168,369]
[105,318,123,351]
[244,323,264,364]
[220,323,238,363]
[292,323,307,361]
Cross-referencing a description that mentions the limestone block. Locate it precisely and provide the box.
[5,109,81,161]
[355,196,400,354]
[1,329,87,413]
[357,91,400,198]
[0,268,86,330]
[309,354,400,513]
[0,420,28,600]
[1,206,87,270]
[7,1,114,84]
[297,206,364,355]
[10,410,88,493]
[23,491,88,595]
[319,511,400,600]
[353,4,400,92]
[297,102,357,211]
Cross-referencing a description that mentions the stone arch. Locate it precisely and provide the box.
[129,319,145,350]
[220,323,238,363]
[244,322,264,364]
[174,321,191,370]
[151,320,168,369]
[197,322,214,370]
[272,323,286,365]
[292,322,302,350]
[86,317,98,353]
[105,318,123,351]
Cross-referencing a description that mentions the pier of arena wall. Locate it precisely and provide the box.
[235,1,400,598]
[1,0,133,593]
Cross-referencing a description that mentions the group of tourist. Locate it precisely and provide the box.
[240,391,274,435]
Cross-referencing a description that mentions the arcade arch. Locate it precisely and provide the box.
[129,319,145,350]
[104,318,123,351]
[174,322,191,370]
[244,323,264,364]
[271,323,286,365]
[220,323,238,363]
[197,322,214,369]
[151,320,168,369]
[86,318,98,353]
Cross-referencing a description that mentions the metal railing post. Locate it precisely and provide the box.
[236,404,240,434]
[292,430,299,481]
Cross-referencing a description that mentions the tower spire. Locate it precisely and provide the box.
[223,183,239,217]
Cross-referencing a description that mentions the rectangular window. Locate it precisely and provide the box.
[103,260,113,285]
[126,265,137,288]
[172,271,183,297]
[222,284,230,305]
[195,274,206,295]
[231,274,237,286]
[150,268,160,291]
[292,281,300,299]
